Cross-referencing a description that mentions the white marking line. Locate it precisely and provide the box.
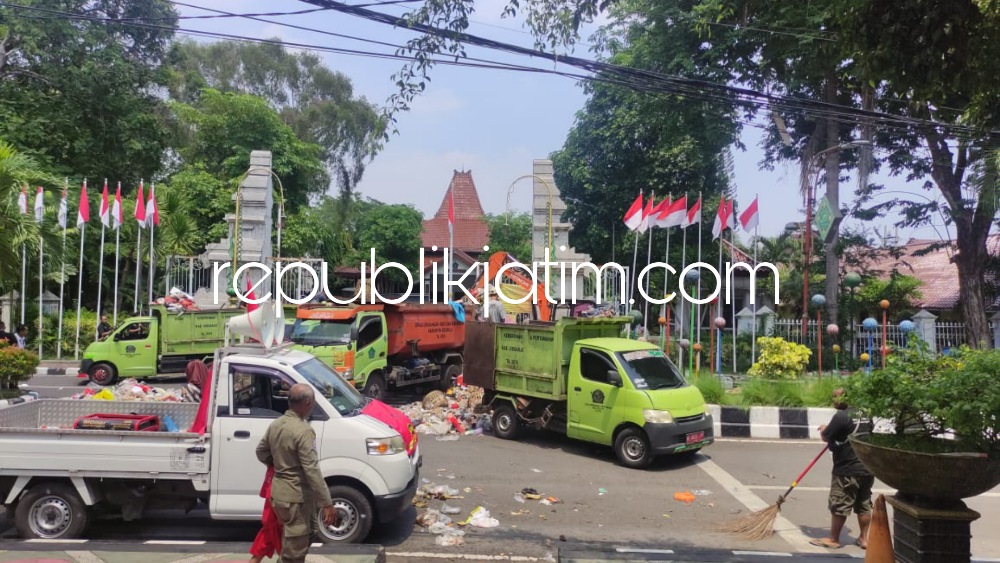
[732,551,792,556]
[144,540,208,545]
[714,438,818,444]
[66,551,105,563]
[694,457,827,554]
[387,552,539,561]
[748,485,1000,498]
[615,547,675,554]
[166,555,228,563]
[24,539,89,543]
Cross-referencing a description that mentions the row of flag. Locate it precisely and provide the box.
[15,178,162,361]
[18,179,159,229]
[622,193,759,237]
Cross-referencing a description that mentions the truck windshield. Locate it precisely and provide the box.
[616,349,687,390]
[294,357,365,416]
[291,319,352,346]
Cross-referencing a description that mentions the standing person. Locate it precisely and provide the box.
[181,360,208,403]
[810,388,873,550]
[13,324,27,349]
[255,384,337,563]
[249,465,282,563]
[0,322,15,346]
[97,315,113,340]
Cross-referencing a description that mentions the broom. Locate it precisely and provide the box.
[720,444,828,540]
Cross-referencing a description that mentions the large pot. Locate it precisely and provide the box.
[850,434,1000,502]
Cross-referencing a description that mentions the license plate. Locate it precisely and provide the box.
[686,431,704,445]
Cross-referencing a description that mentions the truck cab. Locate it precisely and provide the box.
[80,314,159,384]
[289,304,388,393]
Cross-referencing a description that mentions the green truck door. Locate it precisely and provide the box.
[354,313,387,377]
[113,320,157,377]
[567,347,622,444]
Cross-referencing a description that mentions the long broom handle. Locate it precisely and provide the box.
[780,445,829,499]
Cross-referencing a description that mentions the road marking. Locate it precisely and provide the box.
[747,485,1000,498]
[615,548,674,554]
[66,551,105,563]
[693,457,827,554]
[24,539,89,543]
[144,540,208,545]
[714,438,818,444]
[387,552,539,561]
[166,555,228,563]
[732,551,792,556]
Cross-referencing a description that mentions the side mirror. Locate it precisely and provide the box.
[607,369,623,387]
[350,325,359,342]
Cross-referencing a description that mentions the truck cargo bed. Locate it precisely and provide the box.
[0,400,209,478]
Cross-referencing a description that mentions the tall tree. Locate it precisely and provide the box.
[165,39,381,207]
[485,212,532,262]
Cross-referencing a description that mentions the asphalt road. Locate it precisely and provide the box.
[8,373,1000,562]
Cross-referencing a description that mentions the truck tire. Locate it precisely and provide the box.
[492,403,521,440]
[314,485,373,544]
[14,482,88,540]
[615,427,653,469]
[440,363,461,391]
[362,372,385,399]
[88,362,117,386]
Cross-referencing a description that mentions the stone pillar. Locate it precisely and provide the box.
[912,309,937,353]
[991,311,1000,349]
[736,307,754,334]
[887,494,981,563]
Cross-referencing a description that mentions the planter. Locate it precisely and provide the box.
[850,434,1000,502]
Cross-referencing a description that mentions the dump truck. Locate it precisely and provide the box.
[0,344,420,543]
[464,316,714,469]
[290,301,470,399]
[80,305,248,385]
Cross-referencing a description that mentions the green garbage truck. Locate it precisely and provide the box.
[464,316,714,468]
[79,305,246,385]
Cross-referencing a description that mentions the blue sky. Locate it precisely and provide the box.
[175,0,949,246]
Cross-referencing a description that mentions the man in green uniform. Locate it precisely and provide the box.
[256,383,338,562]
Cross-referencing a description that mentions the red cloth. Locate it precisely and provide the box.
[188,366,212,434]
[250,466,282,558]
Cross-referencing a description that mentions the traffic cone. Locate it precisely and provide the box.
[866,494,894,562]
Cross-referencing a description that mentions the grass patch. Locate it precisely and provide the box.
[697,375,847,408]
[691,372,726,405]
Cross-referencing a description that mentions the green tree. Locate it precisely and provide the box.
[485,212,532,261]
[0,141,59,284]
[165,39,381,207]
[347,199,424,281]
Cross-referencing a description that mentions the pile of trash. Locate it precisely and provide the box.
[69,378,188,402]
[153,287,200,313]
[399,386,492,439]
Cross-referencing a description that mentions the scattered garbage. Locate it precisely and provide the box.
[673,491,696,504]
[440,504,461,514]
[69,378,187,402]
[692,489,712,496]
[464,506,500,528]
[514,492,525,503]
[400,386,490,439]
[598,487,607,496]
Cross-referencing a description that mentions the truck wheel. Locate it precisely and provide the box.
[615,427,653,469]
[14,483,88,540]
[362,372,385,399]
[492,403,521,440]
[314,485,373,544]
[88,362,117,386]
[440,364,461,391]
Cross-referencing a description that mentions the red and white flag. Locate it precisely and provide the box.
[636,197,655,233]
[34,186,44,223]
[57,186,67,229]
[739,196,759,231]
[726,199,736,230]
[656,195,687,228]
[649,197,670,228]
[712,196,729,239]
[146,183,159,227]
[623,193,644,231]
[245,276,258,313]
[683,195,702,227]
[134,180,146,228]
[100,180,110,228]
[112,182,123,230]
[77,179,90,227]
[17,185,27,215]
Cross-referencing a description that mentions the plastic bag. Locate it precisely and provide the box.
[435,532,465,546]
[466,506,499,528]
[440,504,461,514]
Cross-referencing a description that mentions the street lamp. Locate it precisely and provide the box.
[802,140,872,339]
[812,294,826,377]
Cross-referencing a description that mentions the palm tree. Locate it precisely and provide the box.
[0,141,58,283]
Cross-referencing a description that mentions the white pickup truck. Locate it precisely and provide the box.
[0,344,421,543]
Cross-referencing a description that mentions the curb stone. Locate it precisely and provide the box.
[708,405,835,440]
[34,367,71,376]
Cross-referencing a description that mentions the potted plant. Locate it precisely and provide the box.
[0,341,39,400]
[844,334,1000,503]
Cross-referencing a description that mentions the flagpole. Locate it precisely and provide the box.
[643,212,653,331]
[74,179,86,361]
[147,183,155,310]
[752,193,759,365]
[717,196,724,375]
[696,191,703,350]
[679,206,687,368]
[57,181,67,359]
[20,244,26,325]
[113,182,121,325]
[663,213,671,354]
[731,211,737,374]
[630,192,641,325]
[134,179,143,315]
[96,179,107,339]
[38,231,43,358]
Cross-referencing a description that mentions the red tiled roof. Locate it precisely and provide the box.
[421,170,490,252]
[849,235,1000,311]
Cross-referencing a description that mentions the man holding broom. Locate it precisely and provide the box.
[810,388,873,549]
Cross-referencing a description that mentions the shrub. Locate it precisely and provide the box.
[737,379,805,407]
[35,308,98,357]
[0,341,40,388]
[747,337,811,380]
[802,377,841,407]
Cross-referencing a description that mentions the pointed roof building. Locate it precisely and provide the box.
[421,170,490,253]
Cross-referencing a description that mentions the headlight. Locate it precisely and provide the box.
[341,368,353,380]
[366,436,405,455]
[643,409,674,424]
